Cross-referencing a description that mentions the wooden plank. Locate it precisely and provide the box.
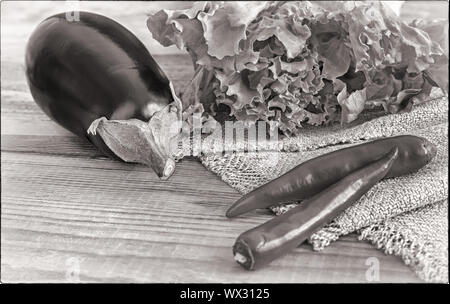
[1,151,421,283]
[1,134,101,157]
[1,2,192,63]
[1,61,422,284]
[1,3,425,282]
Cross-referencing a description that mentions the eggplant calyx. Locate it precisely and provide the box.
[87,117,106,136]
[162,158,176,180]
[87,83,183,180]
[87,110,180,179]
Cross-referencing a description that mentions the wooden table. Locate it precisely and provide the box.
[1,3,422,283]
[1,54,422,283]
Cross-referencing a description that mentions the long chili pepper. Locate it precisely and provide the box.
[233,147,399,270]
[226,135,436,218]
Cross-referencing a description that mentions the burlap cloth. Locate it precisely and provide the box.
[197,88,448,282]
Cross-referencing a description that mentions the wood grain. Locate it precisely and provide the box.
[1,151,421,283]
[1,3,423,282]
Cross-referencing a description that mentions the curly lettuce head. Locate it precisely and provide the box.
[148,1,448,135]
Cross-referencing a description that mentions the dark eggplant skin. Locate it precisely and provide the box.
[25,12,179,173]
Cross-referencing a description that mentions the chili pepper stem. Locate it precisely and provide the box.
[234,252,248,264]
[233,240,255,270]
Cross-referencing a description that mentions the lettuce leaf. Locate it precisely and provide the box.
[147,1,448,135]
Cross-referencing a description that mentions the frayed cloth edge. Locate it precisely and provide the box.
[358,224,449,283]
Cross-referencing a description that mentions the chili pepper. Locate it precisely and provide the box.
[233,147,399,270]
[226,135,436,218]
[25,12,182,179]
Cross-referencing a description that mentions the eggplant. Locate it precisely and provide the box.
[25,11,182,179]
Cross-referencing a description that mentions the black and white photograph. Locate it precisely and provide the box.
[1,0,448,287]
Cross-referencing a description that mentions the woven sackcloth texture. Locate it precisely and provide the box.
[199,89,448,282]
[360,200,448,283]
